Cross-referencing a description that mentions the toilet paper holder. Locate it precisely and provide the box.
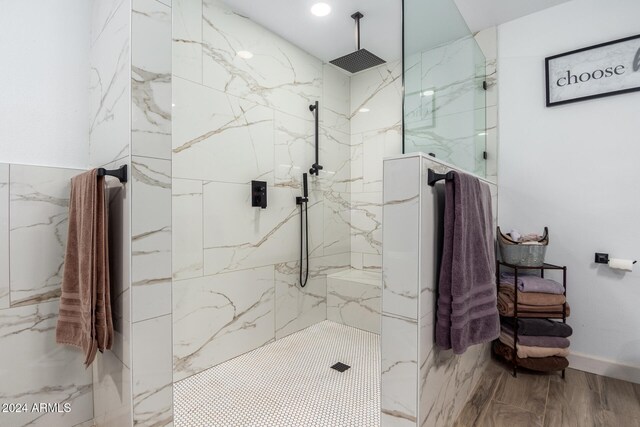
[594,253,637,265]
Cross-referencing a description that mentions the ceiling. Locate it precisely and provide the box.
[221,0,402,64]
[221,0,572,66]
[453,0,572,33]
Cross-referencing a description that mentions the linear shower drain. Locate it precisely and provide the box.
[330,362,351,372]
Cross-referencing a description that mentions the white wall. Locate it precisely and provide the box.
[498,0,640,376]
[0,0,90,169]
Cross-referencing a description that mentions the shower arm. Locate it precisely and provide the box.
[352,12,363,50]
[309,101,323,176]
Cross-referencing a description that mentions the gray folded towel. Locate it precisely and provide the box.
[500,273,564,294]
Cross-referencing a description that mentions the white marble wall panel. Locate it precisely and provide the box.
[274,262,325,340]
[350,61,403,273]
[173,0,202,83]
[419,332,489,427]
[318,126,351,193]
[131,157,172,322]
[351,126,403,194]
[274,253,349,340]
[9,165,80,307]
[172,178,203,280]
[381,313,418,426]
[351,62,403,135]
[173,266,275,381]
[132,315,173,426]
[323,190,351,256]
[104,158,132,368]
[93,351,132,427]
[0,300,93,427]
[327,271,381,334]
[201,0,322,121]
[0,164,8,309]
[351,192,384,257]
[202,182,323,275]
[322,64,350,135]
[382,157,420,320]
[172,77,274,184]
[274,111,314,189]
[132,0,172,160]
[89,0,131,167]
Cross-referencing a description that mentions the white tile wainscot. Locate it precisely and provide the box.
[327,269,381,334]
[381,153,498,427]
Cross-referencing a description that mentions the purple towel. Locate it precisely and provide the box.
[500,273,564,294]
[435,171,499,354]
[501,325,570,348]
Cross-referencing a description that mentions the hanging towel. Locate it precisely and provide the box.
[435,171,499,354]
[56,169,113,366]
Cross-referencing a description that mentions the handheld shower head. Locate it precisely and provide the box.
[303,173,308,199]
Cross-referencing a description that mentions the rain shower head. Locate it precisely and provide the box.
[329,12,386,74]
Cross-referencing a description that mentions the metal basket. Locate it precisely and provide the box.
[497,227,549,267]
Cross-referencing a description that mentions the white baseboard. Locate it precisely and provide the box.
[568,352,640,384]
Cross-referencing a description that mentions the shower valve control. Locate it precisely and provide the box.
[251,180,267,209]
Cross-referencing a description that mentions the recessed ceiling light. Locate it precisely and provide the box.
[421,90,435,97]
[311,2,331,17]
[359,108,370,113]
[477,132,487,136]
[237,50,253,59]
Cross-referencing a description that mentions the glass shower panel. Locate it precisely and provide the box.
[403,0,487,177]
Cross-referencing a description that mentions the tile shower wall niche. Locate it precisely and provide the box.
[172,0,352,382]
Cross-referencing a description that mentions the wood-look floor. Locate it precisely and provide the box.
[454,358,640,427]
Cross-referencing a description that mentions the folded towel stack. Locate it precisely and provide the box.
[494,272,571,370]
[497,273,568,318]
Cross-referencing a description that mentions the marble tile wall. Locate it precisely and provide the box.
[349,61,403,273]
[0,163,94,427]
[0,165,7,309]
[88,0,134,425]
[171,0,352,384]
[89,0,131,167]
[417,156,497,427]
[327,270,382,334]
[381,154,498,427]
[130,0,174,425]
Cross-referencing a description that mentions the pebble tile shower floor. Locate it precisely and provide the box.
[173,321,380,427]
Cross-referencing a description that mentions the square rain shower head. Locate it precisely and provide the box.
[330,48,386,74]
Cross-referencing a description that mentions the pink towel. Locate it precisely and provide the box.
[56,169,113,366]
